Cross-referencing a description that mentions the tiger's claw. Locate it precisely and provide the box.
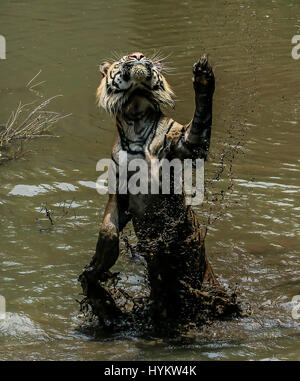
[193,55,215,92]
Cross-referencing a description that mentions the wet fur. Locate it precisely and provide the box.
[79,53,242,331]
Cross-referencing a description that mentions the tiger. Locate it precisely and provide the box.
[79,52,240,331]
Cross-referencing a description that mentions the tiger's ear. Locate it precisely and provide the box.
[99,62,111,76]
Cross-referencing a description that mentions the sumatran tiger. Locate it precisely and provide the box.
[79,52,241,333]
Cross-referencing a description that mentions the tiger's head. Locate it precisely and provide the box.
[96,52,174,115]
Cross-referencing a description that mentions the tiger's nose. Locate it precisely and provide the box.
[129,52,145,60]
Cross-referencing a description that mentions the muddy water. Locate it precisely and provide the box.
[0,0,300,360]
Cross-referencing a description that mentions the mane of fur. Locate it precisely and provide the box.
[96,61,175,115]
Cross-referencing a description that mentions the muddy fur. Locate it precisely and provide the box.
[79,198,243,336]
[79,53,243,336]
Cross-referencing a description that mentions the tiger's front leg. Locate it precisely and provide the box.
[170,55,215,160]
[188,55,215,157]
[79,194,129,297]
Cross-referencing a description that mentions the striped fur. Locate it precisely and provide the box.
[96,54,175,115]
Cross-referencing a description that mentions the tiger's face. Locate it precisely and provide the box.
[96,52,174,115]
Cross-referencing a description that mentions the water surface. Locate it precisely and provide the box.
[0,0,300,360]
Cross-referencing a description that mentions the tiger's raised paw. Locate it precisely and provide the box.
[193,55,215,94]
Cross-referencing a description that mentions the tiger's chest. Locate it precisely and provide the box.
[111,118,180,218]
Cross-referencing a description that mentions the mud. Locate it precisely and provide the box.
[79,201,245,337]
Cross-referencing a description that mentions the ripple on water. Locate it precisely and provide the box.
[8,184,52,197]
[0,313,51,344]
